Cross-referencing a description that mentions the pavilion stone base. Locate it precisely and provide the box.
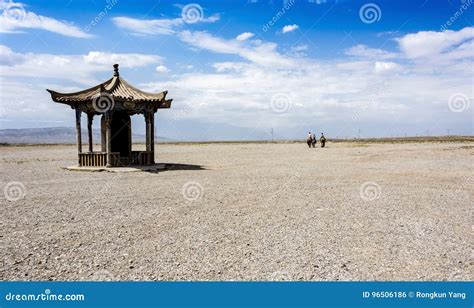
[78,151,154,167]
[64,163,166,173]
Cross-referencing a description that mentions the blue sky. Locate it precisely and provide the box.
[0,0,472,140]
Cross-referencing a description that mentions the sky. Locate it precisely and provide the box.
[0,0,472,141]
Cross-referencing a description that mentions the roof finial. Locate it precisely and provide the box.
[113,64,119,77]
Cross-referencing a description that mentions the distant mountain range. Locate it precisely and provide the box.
[0,127,172,144]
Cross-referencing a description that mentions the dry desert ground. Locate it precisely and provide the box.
[0,141,473,281]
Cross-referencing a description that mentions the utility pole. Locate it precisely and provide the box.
[271,128,274,142]
[447,129,450,137]
[358,128,361,139]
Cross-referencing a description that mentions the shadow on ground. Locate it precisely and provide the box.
[139,163,206,173]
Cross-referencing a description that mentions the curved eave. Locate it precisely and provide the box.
[46,89,76,105]
[47,76,171,107]
[157,99,173,109]
[46,89,170,104]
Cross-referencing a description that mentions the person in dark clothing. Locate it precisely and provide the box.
[306,132,313,148]
[320,133,326,148]
[311,133,317,148]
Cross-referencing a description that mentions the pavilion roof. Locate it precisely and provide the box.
[46,64,172,109]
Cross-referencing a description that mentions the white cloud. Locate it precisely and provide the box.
[346,44,398,59]
[178,30,297,68]
[374,61,400,73]
[83,51,162,67]
[282,24,299,33]
[1,26,472,138]
[213,62,244,73]
[113,16,182,35]
[155,65,169,73]
[0,46,163,84]
[112,12,220,36]
[136,28,472,138]
[291,44,308,52]
[236,32,254,41]
[113,17,296,68]
[0,0,92,38]
[290,44,308,56]
[0,44,24,65]
[396,26,474,59]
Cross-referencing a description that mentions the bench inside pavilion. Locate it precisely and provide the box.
[47,64,172,167]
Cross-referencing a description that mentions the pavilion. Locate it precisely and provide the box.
[47,64,172,167]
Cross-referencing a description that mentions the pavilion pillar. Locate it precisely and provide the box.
[145,111,151,152]
[128,115,132,159]
[101,115,106,152]
[106,112,112,167]
[87,113,93,152]
[150,111,155,164]
[75,109,82,165]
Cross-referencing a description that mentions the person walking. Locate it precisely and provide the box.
[306,132,312,148]
[320,133,326,148]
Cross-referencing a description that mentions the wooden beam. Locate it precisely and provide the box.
[127,114,132,161]
[75,109,82,166]
[106,112,112,167]
[87,113,93,152]
[150,111,155,164]
[101,115,106,152]
[145,111,151,152]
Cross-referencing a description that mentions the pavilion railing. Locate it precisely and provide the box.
[130,151,154,166]
[78,151,153,167]
[78,152,120,167]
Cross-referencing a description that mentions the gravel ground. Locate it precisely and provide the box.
[0,142,472,281]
